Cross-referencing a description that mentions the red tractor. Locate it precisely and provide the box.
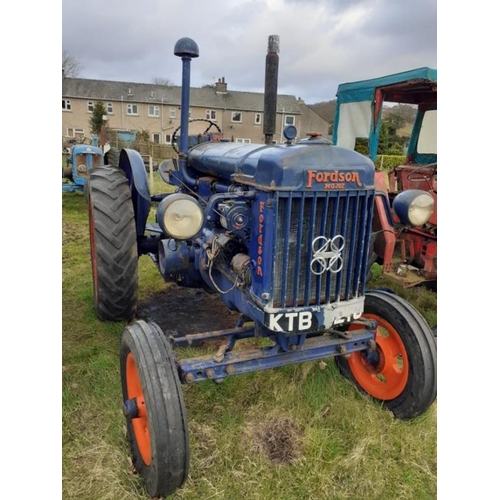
[332,68,437,289]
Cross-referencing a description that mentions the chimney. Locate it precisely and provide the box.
[215,77,228,93]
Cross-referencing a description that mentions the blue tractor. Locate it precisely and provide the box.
[85,36,437,498]
[62,141,104,192]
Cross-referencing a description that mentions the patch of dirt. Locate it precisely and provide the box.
[136,284,240,338]
[245,416,304,464]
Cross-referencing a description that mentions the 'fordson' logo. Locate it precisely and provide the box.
[310,235,345,275]
[306,169,362,189]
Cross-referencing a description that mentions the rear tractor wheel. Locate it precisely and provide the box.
[120,320,190,498]
[336,290,436,419]
[87,166,138,321]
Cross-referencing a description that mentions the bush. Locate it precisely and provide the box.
[375,155,406,172]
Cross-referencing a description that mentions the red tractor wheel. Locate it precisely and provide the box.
[87,166,138,321]
[336,290,436,419]
[120,320,190,498]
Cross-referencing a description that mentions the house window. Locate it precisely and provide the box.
[62,99,71,111]
[235,138,251,144]
[169,108,176,119]
[152,133,160,144]
[127,104,139,115]
[205,109,217,121]
[165,134,172,144]
[67,128,84,138]
[254,113,262,125]
[231,112,242,123]
[148,105,160,117]
[106,102,114,114]
[87,101,94,113]
[285,115,295,126]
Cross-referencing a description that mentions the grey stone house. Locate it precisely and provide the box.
[62,74,330,146]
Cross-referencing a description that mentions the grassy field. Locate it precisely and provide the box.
[62,187,437,500]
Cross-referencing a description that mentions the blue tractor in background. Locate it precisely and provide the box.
[85,36,437,498]
[62,141,104,192]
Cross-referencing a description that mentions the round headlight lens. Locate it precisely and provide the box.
[393,190,435,227]
[157,194,204,240]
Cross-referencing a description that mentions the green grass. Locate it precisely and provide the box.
[62,190,436,500]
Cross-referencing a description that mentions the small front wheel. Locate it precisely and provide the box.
[336,290,436,419]
[120,320,190,498]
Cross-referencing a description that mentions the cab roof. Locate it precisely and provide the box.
[336,67,437,105]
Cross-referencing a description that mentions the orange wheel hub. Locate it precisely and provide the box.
[125,352,151,465]
[347,313,409,400]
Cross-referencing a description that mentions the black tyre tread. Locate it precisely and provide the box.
[120,320,189,498]
[337,290,437,419]
[88,166,138,321]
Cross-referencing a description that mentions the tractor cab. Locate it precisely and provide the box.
[333,67,437,287]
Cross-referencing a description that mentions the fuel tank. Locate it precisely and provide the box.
[187,138,374,191]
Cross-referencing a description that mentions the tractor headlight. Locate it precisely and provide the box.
[157,193,204,240]
[393,190,434,227]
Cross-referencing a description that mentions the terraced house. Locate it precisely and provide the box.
[62,73,329,146]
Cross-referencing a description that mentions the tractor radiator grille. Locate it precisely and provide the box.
[273,190,374,308]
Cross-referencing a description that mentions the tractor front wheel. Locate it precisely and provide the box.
[336,290,436,419]
[120,320,190,498]
[87,166,138,321]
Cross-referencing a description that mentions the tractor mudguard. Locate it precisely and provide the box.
[118,149,151,237]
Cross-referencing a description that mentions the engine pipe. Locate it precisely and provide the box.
[174,37,200,188]
[264,35,280,145]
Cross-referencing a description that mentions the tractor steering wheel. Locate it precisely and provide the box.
[171,119,222,154]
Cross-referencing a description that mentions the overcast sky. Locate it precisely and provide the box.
[61,0,437,104]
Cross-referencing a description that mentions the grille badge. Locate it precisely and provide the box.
[310,235,345,275]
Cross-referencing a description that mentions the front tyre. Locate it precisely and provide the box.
[120,321,190,498]
[336,290,436,419]
[87,166,138,321]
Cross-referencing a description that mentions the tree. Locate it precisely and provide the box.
[89,101,107,136]
[152,77,174,86]
[62,49,83,77]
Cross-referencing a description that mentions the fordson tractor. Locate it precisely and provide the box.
[332,68,437,289]
[86,37,437,498]
[62,141,104,192]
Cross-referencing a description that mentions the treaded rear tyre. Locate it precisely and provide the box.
[336,290,437,419]
[120,320,190,497]
[87,166,138,321]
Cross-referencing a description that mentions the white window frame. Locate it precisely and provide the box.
[254,113,262,125]
[205,109,217,121]
[62,99,72,111]
[152,133,160,144]
[285,115,295,126]
[235,138,251,144]
[67,128,84,137]
[165,134,172,144]
[127,104,139,116]
[148,105,160,117]
[169,107,176,119]
[87,101,94,113]
[106,102,114,114]
[231,111,242,123]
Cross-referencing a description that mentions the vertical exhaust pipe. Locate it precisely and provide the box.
[174,37,199,187]
[264,35,280,145]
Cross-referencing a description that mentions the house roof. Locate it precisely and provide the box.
[62,77,302,114]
